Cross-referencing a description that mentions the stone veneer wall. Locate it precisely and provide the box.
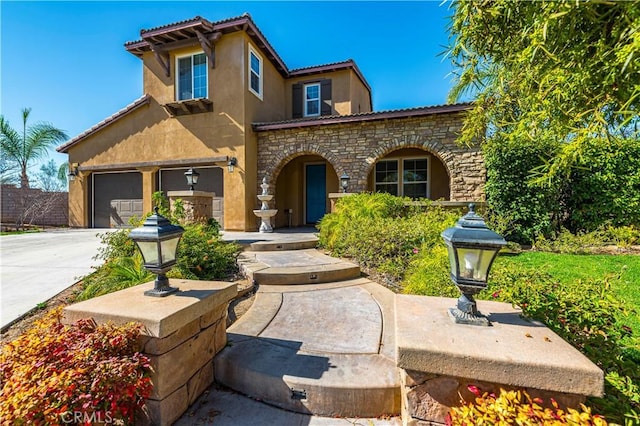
[256,112,485,201]
[139,302,228,425]
[63,280,236,426]
[168,191,214,223]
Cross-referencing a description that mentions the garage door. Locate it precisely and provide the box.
[92,172,142,228]
[159,167,224,227]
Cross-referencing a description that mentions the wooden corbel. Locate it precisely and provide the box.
[150,44,171,77]
[195,31,222,69]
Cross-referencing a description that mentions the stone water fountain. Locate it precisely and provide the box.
[253,177,277,233]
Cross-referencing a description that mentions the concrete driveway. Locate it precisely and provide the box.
[1,229,109,329]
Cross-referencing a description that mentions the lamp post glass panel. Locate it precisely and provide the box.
[129,208,185,297]
[184,168,200,190]
[441,204,506,326]
[340,173,350,193]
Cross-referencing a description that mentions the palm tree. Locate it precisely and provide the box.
[0,108,68,188]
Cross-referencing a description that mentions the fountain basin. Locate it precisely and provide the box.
[253,209,278,233]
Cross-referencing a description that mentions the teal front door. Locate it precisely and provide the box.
[306,164,326,224]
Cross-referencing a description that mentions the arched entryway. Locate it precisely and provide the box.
[273,154,339,228]
[367,148,450,200]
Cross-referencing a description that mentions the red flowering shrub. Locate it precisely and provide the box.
[0,307,152,425]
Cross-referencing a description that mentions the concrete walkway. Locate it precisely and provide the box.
[0,229,107,329]
[179,230,402,425]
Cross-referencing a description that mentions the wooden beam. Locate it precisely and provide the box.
[150,44,170,77]
[77,156,229,172]
[195,30,215,69]
[194,99,208,112]
[178,102,190,114]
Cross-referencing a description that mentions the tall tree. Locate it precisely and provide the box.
[0,108,68,188]
[36,159,67,192]
[447,0,640,179]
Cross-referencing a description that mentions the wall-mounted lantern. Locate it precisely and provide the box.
[441,203,506,326]
[129,208,184,297]
[227,157,238,173]
[340,172,350,193]
[68,163,79,182]
[184,167,200,190]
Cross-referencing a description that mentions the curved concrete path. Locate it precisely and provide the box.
[179,232,402,424]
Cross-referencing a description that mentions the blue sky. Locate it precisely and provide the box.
[1,1,458,178]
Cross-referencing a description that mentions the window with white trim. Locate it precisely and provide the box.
[248,45,263,99]
[402,158,429,199]
[177,53,207,101]
[374,157,430,199]
[375,160,399,196]
[304,83,320,117]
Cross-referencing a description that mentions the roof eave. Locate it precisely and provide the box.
[124,15,289,76]
[289,60,372,93]
[252,103,472,132]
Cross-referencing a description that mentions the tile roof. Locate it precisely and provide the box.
[56,95,151,153]
[289,59,371,92]
[252,103,472,131]
[123,14,369,86]
[125,13,289,76]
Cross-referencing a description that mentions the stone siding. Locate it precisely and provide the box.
[63,280,237,426]
[256,112,484,201]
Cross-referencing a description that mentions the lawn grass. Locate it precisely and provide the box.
[497,252,640,334]
[0,229,41,235]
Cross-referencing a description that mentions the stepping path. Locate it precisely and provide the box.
[209,235,402,421]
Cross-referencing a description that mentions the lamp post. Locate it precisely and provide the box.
[184,168,200,190]
[441,203,506,326]
[129,208,184,297]
[340,172,350,193]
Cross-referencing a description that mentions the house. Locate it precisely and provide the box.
[57,14,485,230]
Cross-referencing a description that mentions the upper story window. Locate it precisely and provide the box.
[177,52,207,101]
[375,157,430,199]
[292,79,332,119]
[248,45,263,99]
[304,83,321,117]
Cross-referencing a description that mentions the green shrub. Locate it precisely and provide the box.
[565,138,640,233]
[83,210,239,300]
[534,226,640,254]
[534,228,609,254]
[176,222,240,280]
[402,245,458,297]
[488,262,639,423]
[94,227,138,262]
[600,225,640,248]
[0,307,152,425]
[318,194,457,284]
[483,136,561,245]
[77,255,153,301]
[447,387,608,425]
[318,192,407,254]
